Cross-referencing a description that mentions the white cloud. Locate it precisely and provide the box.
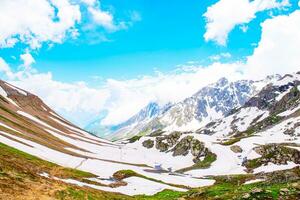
[0,0,135,49]
[0,64,109,126]
[0,0,81,49]
[0,58,14,79]
[209,52,232,61]
[244,9,300,78]
[20,52,35,68]
[88,7,120,31]
[204,0,290,45]
[86,4,141,32]
[81,0,97,6]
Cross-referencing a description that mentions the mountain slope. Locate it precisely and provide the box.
[130,72,300,177]
[0,79,214,196]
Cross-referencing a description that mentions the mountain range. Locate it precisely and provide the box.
[86,74,281,141]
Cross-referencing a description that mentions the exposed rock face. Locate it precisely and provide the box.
[245,79,300,114]
[149,129,165,137]
[171,136,208,163]
[244,144,300,169]
[142,139,154,149]
[284,122,300,136]
[230,145,243,153]
[147,131,210,163]
[155,131,182,152]
[172,136,194,156]
[155,78,258,129]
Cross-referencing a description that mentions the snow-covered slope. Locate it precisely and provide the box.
[0,80,214,195]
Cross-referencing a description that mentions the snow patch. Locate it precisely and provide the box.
[0,86,20,107]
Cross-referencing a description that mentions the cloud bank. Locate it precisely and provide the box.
[204,0,290,45]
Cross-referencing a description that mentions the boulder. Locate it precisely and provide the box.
[230,145,243,153]
[142,139,154,149]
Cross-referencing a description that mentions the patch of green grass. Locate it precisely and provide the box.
[0,142,94,179]
[221,137,242,146]
[176,152,217,173]
[128,135,143,143]
[244,158,262,169]
[56,187,134,200]
[186,177,300,200]
[136,189,184,200]
[113,170,189,189]
[149,130,165,137]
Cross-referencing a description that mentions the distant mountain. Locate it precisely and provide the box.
[86,75,281,141]
[85,102,172,140]
[129,75,280,137]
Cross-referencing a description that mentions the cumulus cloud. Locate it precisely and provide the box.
[20,52,35,68]
[0,0,136,49]
[86,3,141,32]
[88,7,121,31]
[0,59,109,126]
[244,9,300,78]
[204,0,290,45]
[0,0,81,49]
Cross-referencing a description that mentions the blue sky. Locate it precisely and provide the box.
[1,0,297,83]
[0,0,299,126]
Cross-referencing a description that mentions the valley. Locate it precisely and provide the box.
[0,73,300,199]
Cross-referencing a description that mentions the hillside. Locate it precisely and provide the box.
[1,141,299,199]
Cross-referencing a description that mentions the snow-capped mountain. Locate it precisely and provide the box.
[135,75,281,136]
[86,102,172,140]
[87,76,281,141]
[132,72,300,177]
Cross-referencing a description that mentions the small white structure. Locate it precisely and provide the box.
[154,163,163,171]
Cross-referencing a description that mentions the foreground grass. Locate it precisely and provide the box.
[0,142,133,200]
[113,169,189,189]
[0,142,94,179]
